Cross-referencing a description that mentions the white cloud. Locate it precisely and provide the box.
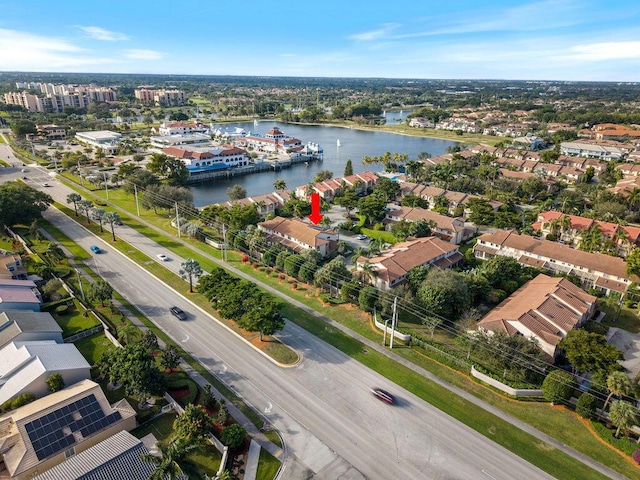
[567,41,640,61]
[349,23,400,42]
[0,29,114,71]
[79,26,130,41]
[122,49,164,60]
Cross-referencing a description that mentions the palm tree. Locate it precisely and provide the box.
[66,193,82,216]
[602,372,633,415]
[357,260,376,284]
[142,437,202,480]
[608,400,638,438]
[78,200,94,224]
[104,212,121,242]
[273,179,287,192]
[93,208,106,233]
[180,258,203,293]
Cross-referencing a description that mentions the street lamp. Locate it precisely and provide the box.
[74,268,86,302]
[102,171,109,199]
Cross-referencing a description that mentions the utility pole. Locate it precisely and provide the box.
[222,223,228,262]
[102,172,109,199]
[134,184,140,216]
[175,202,181,238]
[389,297,397,349]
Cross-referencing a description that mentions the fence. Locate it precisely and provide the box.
[162,392,230,478]
[64,324,104,343]
[471,366,543,397]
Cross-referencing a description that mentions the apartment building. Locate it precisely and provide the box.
[473,230,632,295]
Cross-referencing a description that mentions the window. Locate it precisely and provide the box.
[64,447,75,459]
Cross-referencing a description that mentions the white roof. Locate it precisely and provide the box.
[76,130,122,141]
[0,341,90,405]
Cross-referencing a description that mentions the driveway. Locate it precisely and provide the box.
[607,327,640,379]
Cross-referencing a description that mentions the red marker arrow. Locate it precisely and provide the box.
[307,192,324,225]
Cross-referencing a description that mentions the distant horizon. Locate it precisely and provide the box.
[1,1,639,81]
[1,71,638,85]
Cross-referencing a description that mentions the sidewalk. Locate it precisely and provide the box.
[44,189,628,480]
[38,227,281,473]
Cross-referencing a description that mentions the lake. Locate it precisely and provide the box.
[190,119,458,207]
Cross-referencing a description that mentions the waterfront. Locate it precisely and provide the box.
[190,120,458,207]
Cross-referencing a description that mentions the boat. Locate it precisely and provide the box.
[382,110,386,117]
[337,139,341,147]
[254,119,259,127]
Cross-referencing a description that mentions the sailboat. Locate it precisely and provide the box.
[254,119,259,127]
[337,139,341,147]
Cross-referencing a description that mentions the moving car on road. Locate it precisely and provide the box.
[156,254,169,261]
[370,387,395,404]
[89,245,102,254]
[170,306,187,320]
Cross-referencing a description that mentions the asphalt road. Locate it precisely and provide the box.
[7,166,558,479]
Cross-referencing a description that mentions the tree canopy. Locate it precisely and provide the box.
[0,182,53,228]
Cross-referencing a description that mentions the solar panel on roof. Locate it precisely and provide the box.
[25,393,123,462]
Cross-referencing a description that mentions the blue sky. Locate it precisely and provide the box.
[1,0,639,81]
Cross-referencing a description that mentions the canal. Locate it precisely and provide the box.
[190,119,458,207]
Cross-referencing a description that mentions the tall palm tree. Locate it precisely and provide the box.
[608,400,638,439]
[104,212,121,242]
[78,200,94,224]
[66,193,82,217]
[602,371,633,415]
[93,208,106,233]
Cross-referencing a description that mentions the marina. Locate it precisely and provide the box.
[189,120,459,207]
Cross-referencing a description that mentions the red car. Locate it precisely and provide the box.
[370,387,395,404]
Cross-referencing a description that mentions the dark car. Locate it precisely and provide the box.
[170,306,187,320]
[370,387,395,404]
[90,245,102,254]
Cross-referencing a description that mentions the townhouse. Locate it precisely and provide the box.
[384,206,472,244]
[473,230,633,295]
[258,217,338,258]
[477,274,597,359]
[355,237,462,290]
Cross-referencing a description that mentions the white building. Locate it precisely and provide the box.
[75,131,122,153]
[150,133,211,149]
[560,141,625,161]
[0,340,91,405]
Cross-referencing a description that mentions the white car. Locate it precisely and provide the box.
[156,254,169,261]
[42,182,50,187]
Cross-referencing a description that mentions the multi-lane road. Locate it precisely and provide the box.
[2,163,560,479]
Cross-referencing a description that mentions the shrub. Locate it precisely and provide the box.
[633,449,640,465]
[55,304,69,315]
[46,373,65,393]
[576,393,596,419]
[220,423,246,449]
[590,420,638,456]
[14,393,36,408]
[542,370,574,405]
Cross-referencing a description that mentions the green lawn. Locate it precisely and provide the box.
[256,449,281,480]
[131,411,177,439]
[50,175,636,479]
[73,331,115,365]
[47,299,100,337]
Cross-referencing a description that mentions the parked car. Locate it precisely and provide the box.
[156,254,169,262]
[356,234,369,241]
[170,306,187,320]
[370,387,395,404]
[89,245,101,254]
[41,182,50,187]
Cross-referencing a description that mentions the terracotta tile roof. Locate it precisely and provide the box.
[478,274,595,354]
[476,230,630,280]
[499,168,535,180]
[259,216,334,249]
[386,207,464,232]
[360,237,460,286]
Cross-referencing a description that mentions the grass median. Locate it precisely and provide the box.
[54,177,636,479]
